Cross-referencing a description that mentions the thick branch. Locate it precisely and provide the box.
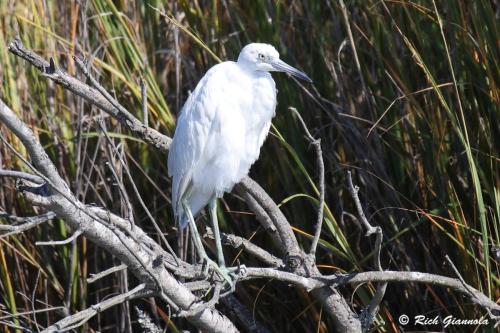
[0,99,68,192]
[0,99,239,332]
[338,271,500,315]
[7,37,170,152]
[205,227,283,267]
[237,177,302,268]
[235,187,281,244]
[241,268,500,315]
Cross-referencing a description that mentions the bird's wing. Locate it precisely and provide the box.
[167,64,228,217]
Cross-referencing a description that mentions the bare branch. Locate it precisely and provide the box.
[445,255,482,306]
[346,172,378,237]
[240,268,500,315]
[243,267,320,290]
[87,264,128,284]
[288,107,325,258]
[36,230,82,246]
[0,169,44,184]
[7,37,170,152]
[0,211,56,237]
[347,171,387,330]
[311,287,361,332]
[339,271,500,315]
[235,187,279,239]
[0,99,68,192]
[72,56,145,129]
[141,79,148,127]
[237,177,302,269]
[178,283,222,317]
[205,227,283,267]
[42,284,153,333]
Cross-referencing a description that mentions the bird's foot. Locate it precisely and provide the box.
[220,264,247,296]
[200,258,246,292]
[201,257,233,288]
[225,263,247,279]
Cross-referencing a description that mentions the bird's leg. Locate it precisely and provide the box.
[208,197,234,287]
[209,197,243,291]
[208,197,225,268]
[181,197,233,286]
[181,198,207,261]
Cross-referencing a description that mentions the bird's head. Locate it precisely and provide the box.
[237,43,312,83]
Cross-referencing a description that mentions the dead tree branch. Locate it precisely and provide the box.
[87,264,128,283]
[288,107,325,258]
[7,38,364,331]
[237,177,302,267]
[205,227,283,267]
[7,37,169,152]
[0,211,56,236]
[347,171,387,330]
[0,98,239,332]
[0,169,44,184]
[36,230,83,246]
[42,283,153,333]
[240,268,500,316]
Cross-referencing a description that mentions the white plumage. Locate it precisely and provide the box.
[167,43,311,282]
[169,44,282,228]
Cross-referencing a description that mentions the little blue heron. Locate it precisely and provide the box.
[168,43,311,285]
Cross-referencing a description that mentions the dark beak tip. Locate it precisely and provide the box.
[298,71,313,83]
[300,75,313,84]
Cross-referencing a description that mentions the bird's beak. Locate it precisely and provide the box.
[270,58,312,83]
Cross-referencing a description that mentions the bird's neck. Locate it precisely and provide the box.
[237,62,268,79]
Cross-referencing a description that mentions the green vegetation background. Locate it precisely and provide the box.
[0,0,498,332]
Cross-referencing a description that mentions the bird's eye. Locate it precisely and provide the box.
[258,53,265,60]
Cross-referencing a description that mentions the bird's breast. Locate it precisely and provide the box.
[238,74,276,165]
[250,74,277,123]
[191,70,277,196]
[234,74,275,143]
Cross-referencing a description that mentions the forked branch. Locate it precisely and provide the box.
[347,171,387,330]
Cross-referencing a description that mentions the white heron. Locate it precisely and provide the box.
[168,43,311,285]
